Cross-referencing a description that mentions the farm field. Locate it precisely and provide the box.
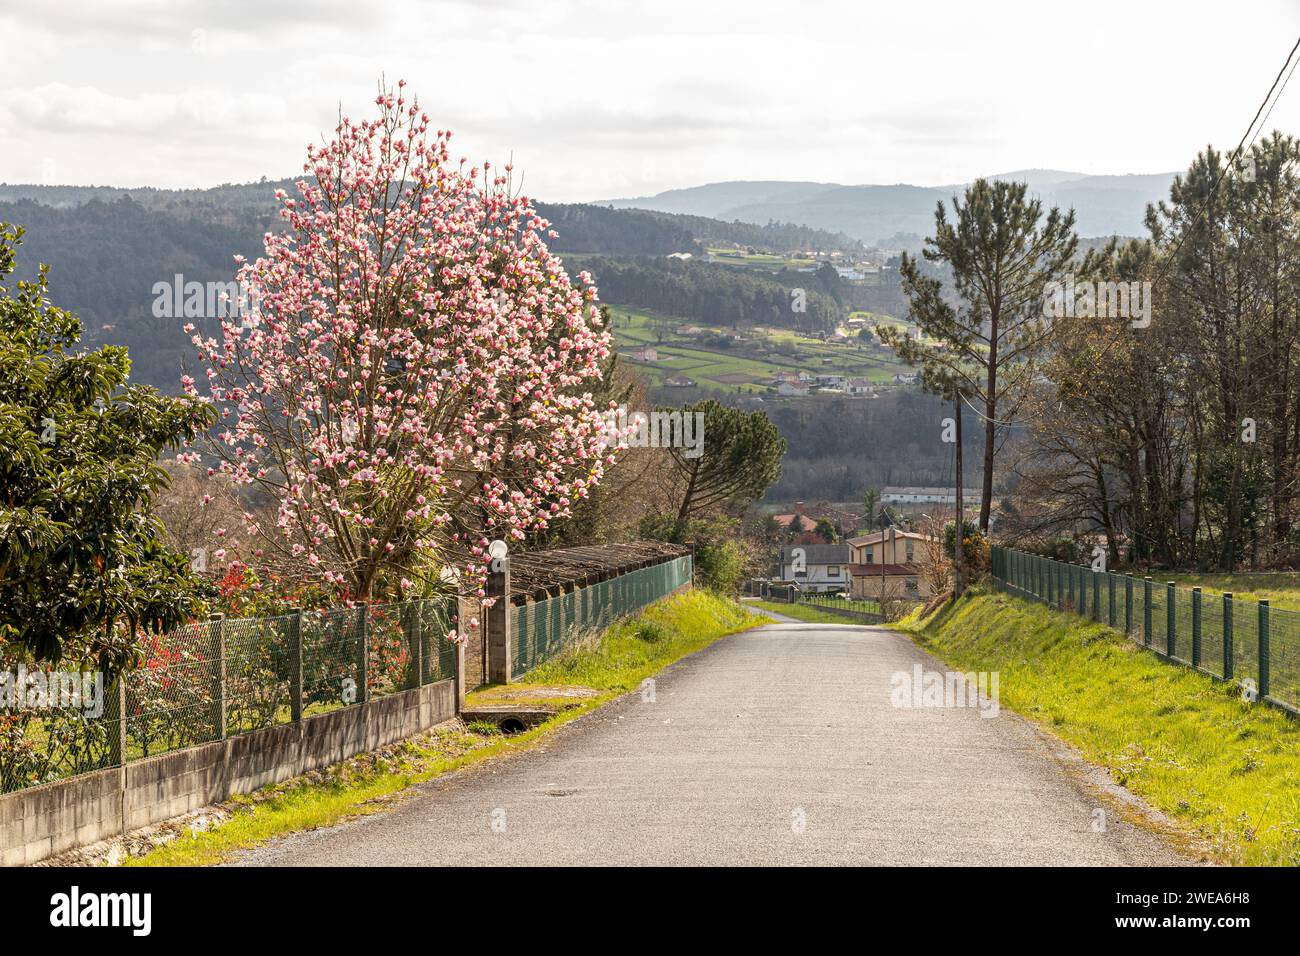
[1163,572,1300,613]
[608,308,910,394]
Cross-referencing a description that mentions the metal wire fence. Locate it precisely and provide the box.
[1,597,458,794]
[991,546,1300,715]
[511,555,693,679]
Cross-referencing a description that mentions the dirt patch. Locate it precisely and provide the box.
[470,684,600,704]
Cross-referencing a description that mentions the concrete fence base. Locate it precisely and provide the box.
[1,678,458,866]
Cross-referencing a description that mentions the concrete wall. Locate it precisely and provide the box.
[0,678,457,867]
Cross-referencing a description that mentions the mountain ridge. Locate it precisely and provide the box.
[598,169,1180,241]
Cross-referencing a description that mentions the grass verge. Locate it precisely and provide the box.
[896,589,1300,865]
[750,599,865,624]
[126,590,764,867]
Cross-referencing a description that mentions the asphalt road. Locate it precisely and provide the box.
[234,619,1191,866]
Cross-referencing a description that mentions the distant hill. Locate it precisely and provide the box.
[0,181,866,394]
[600,169,1179,242]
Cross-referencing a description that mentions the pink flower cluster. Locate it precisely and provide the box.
[185,82,615,624]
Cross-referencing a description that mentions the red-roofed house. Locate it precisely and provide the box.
[844,529,937,600]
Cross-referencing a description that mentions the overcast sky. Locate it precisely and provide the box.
[3,0,1299,202]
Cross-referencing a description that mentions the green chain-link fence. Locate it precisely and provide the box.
[795,592,884,622]
[1,596,458,795]
[511,555,693,679]
[991,546,1300,715]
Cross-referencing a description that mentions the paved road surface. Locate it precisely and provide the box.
[235,620,1190,866]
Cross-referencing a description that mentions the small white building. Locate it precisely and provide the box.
[881,486,981,507]
[774,545,850,593]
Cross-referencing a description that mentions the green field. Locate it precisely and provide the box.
[1164,573,1300,613]
[609,308,908,394]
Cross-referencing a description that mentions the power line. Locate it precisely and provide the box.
[1156,34,1300,282]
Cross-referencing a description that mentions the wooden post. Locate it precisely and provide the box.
[289,608,303,722]
[208,613,226,739]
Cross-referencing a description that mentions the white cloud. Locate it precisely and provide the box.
[1,0,1299,200]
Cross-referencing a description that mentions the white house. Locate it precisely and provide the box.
[774,544,850,593]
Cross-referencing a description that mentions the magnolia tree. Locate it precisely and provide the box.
[184,83,615,616]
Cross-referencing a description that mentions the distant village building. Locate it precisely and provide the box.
[773,544,850,593]
[666,252,693,260]
[626,346,659,363]
[663,375,697,388]
[844,530,936,600]
[892,371,919,385]
[881,486,981,506]
[776,382,810,397]
[845,377,874,395]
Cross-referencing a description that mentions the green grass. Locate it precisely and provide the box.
[1165,572,1300,612]
[750,600,860,624]
[896,590,1300,865]
[522,590,764,691]
[125,590,763,866]
[608,308,906,394]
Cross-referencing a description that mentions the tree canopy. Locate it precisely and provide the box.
[0,224,216,667]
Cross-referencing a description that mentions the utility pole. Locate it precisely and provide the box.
[953,390,964,600]
[877,510,888,602]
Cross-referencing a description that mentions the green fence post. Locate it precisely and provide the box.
[1125,574,1133,634]
[208,612,226,739]
[1092,569,1100,621]
[106,672,127,768]
[1223,593,1234,680]
[1166,582,1176,658]
[1067,562,1075,610]
[1258,599,1270,700]
[357,603,369,704]
[1143,577,1152,646]
[1046,559,1054,605]
[1191,587,1202,669]
[1108,573,1117,627]
[403,601,422,690]
[289,607,303,721]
